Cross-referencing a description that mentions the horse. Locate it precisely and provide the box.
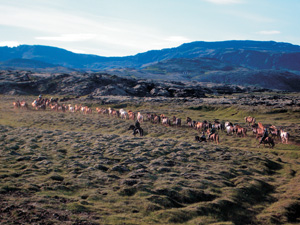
[50,97,59,103]
[161,116,171,126]
[96,108,108,115]
[108,107,118,117]
[186,117,194,127]
[37,104,46,110]
[258,137,275,148]
[137,112,144,123]
[245,116,256,126]
[128,125,144,136]
[195,131,207,143]
[255,128,264,139]
[195,121,204,131]
[32,100,46,110]
[207,133,220,144]
[119,109,128,119]
[280,130,290,144]
[128,110,135,120]
[153,114,161,124]
[269,125,280,140]
[68,104,75,113]
[13,101,20,109]
[19,101,28,109]
[195,135,207,143]
[146,113,154,122]
[235,125,247,137]
[225,124,235,135]
[225,121,233,128]
[214,120,224,130]
[172,116,181,126]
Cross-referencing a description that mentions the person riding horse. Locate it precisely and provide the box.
[131,120,143,136]
[260,128,269,144]
[195,132,207,142]
[208,125,216,139]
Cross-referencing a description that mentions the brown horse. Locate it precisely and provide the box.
[13,101,20,109]
[255,128,264,139]
[128,110,135,120]
[186,117,194,127]
[20,101,28,109]
[153,115,161,124]
[269,125,280,140]
[235,125,247,137]
[207,133,220,144]
[245,116,256,126]
[195,121,204,131]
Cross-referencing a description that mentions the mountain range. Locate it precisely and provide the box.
[1,40,300,91]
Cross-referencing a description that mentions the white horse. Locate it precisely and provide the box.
[137,112,144,123]
[68,104,75,113]
[119,109,128,119]
[225,121,234,135]
[280,130,290,144]
[225,124,234,135]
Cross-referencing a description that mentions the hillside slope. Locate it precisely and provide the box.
[1,41,300,71]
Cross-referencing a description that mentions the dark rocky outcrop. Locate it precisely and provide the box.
[0,70,257,97]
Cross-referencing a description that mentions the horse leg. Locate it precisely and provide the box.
[140,128,144,137]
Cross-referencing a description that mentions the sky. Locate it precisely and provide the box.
[0,0,299,56]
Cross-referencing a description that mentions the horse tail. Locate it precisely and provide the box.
[216,134,220,145]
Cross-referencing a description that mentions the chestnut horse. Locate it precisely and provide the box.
[20,101,28,109]
[234,125,247,137]
[207,133,220,144]
[13,101,20,109]
[245,116,256,126]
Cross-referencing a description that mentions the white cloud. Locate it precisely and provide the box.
[66,48,86,54]
[0,41,20,47]
[35,33,97,42]
[203,0,244,4]
[257,30,281,35]
[165,36,191,43]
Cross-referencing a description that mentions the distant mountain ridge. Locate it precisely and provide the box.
[1,40,300,70]
[1,40,300,91]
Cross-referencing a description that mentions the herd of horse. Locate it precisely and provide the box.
[12,98,290,148]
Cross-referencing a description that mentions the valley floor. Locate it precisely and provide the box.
[0,94,299,224]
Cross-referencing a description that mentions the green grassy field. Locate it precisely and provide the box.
[0,94,299,224]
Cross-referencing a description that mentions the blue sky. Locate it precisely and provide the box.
[0,0,299,56]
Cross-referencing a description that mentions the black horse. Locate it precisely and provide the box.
[128,125,144,136]
[195,135,206,143]
[258,137,275,148]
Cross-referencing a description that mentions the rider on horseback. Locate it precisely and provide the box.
[133,120,141,135]
[208,125,216,139]
[260,128,269,144]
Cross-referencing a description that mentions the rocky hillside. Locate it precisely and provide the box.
[1,70,260,97]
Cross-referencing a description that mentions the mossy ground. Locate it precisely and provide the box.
[0,94,299,224]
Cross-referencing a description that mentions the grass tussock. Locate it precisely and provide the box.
[0,94,299,224]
